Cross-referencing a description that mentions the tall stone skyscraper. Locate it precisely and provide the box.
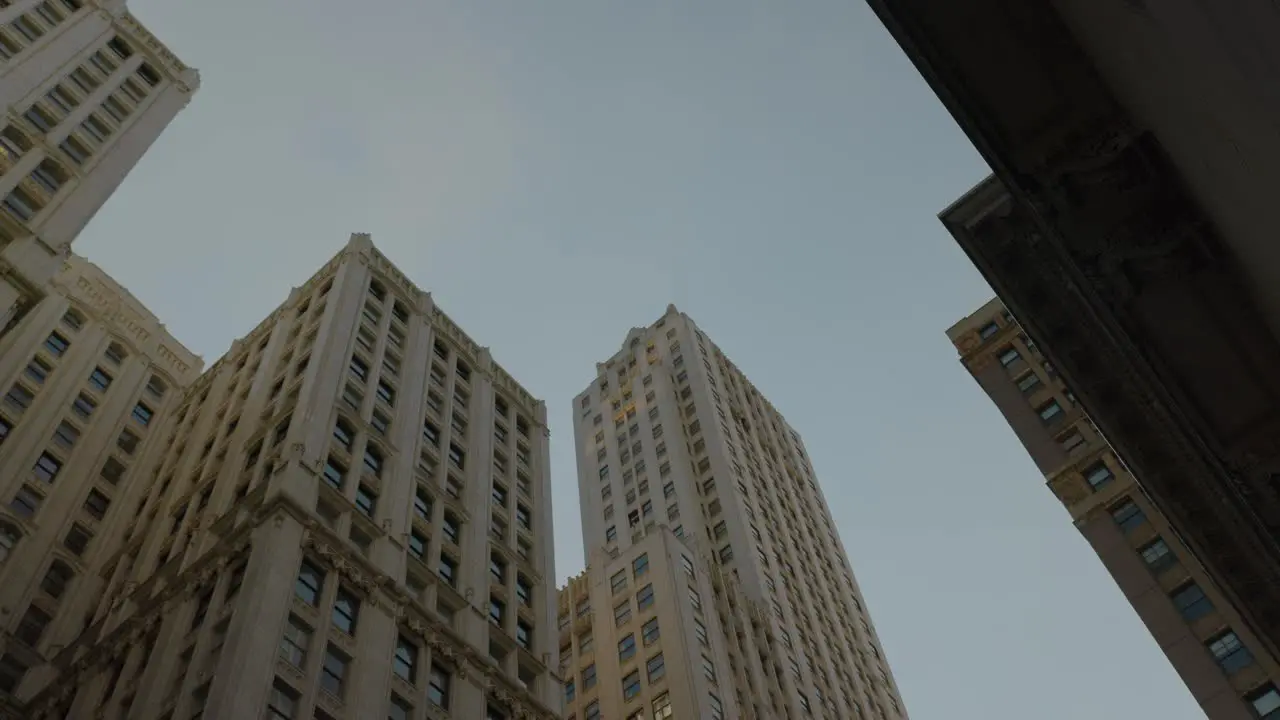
[563,305,907,720]
[0,0,199,333]
[2,235,560,720]
[948,298,1280,719]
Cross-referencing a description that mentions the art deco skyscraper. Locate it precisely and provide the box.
[3,235,560,720]
[0,253,201,718]
[564,305,907,720]
[0,0,199,333]
[949,298,1280,719]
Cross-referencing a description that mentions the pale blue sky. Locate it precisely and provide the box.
[82,1,1204,718]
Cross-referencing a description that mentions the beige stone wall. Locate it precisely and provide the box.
[0,0,198,331]
[571,306,907,720]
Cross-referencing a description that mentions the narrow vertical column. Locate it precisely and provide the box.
[202,514,305,719]
[343,592,397,718]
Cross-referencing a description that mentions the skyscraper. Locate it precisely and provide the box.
[3,235,560,720]
[566,305,907,720]
[0,0,199,333]
[0,253,201,717]
[948,298,1280,719]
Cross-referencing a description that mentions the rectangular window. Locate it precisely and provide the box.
[614,599,632,627]
[618,634,636,661]
[633,553,649,577]
[408,530,427,560]
[1084,461,1114,490]
[332,587,359,633]
[12,484,43,517]
[978,321,999,339]
[33,452,62,482]
[622,670,641,700]
[1171,583,1214,622]
[1037,400,1064,425]
[320,645,349,696]
[5,384,34,413]
[428,663,451,707]
[131,403,153,426]
[267,680,298,719]
[1015,372,1041,394]
[83,489,109,519]
[642,617,660,645]
[1111,500,1146,533]
[1206,630,1253,674]
[295,560,324,605]
[44,332,70,357]
[393,635,418,683]
[646,653,666,682]
[25,358,51,384]
[279,616,311,667]
[1139,537,1176,574]
[636,584,654,611]
[355,485,377,517]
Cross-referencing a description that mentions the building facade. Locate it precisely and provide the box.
[867,0,1280,662]
[558,529,739,720]
[1,0,198,334]
[569,305,907,720]
[4,234,560,720]
[949,298,1280,719]
[0,253,201,718]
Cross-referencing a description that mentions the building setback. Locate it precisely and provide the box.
[2,234,560,720]
[566,305,906,720]
[0,0,199,334]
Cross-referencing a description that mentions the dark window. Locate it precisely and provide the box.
[1111,500,1147,533]
[1247,684,1280,719]
[393,635,417,683]
[332,587,359,634]
[83,489,109,519]
[32,452,61,483]
[1084,461,1114,490]
[320,645,348,696]
[355,485,377,517]
[322,457,345,490]
[978,321,999,339]
[44,332,70,357]
[1139,538,1177,574]
[1206,630,1253,674]
[1171,583,1214,622]
[618,634,636,661]
[408,531,426,560]
[131,403,153,426]
[295,560,324,605]
[428,664,451,707]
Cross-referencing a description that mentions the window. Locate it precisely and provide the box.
[516,620,532,649]
[146,375,167,398]
[393,635,418,682]
[1247,684,1280,719]
[83,489,109,519]
[611,569,628,595]
[5,384,34,413]
[633,553,649,577]
[646,653,666,682]
[99,456,127,485]
[1037,400,1064,424]
[489,597,505,625]
[652,692,673,720]
[377,380,395,406]
[1016,372,1041,394]
[0,653,28,695]
[24,357,51,384]
[1111,500,1147,533]
[564,678,575,703]
[322,457,346,490]
[1060,430,1087,454]
[62,524,90,556]
[131,402,153,426]
[44,332,70,357]
[295,560,324,605]
[636,584,655,612]
[266,679,299,719]
[408,531,427,561]
[1206,630,1253,674]
[438,554,458,586]
[605,525,617,542]
[693,619,709,647]
[516,575,532,606]
[0,418,9,447]
[71,393,96,419]
[364,446,384,477]
[279,616,310,667]
[979,321,999,339]
[355,485,377,517]
[642,617,660,645]
[10,485,41,518]
[490,554,507,584]
[40,561,73,599]
[582,663,597,689]
[1084,461,1114,490]
[320,645,349,696]
[117,428,139,454]
[428,663,451,707]
[1171,583,1214,622]
[333,587,360,634]
[516,504,531,530]
[62,310,84,331]
[349,356,368,382]
[622,670,641,700]
[414,487,433,521]
[442,513,460,544]
[104,342,126,364]
[1139,538,1176,574]
[16,605,51,645]
[584,701,600,720]
[614,599,632,627]
[333,419,355,451]
[389,695,413,720]
[618,633,637,662]
[33,452,61,483]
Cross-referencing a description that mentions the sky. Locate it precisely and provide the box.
[78,1,1207,718]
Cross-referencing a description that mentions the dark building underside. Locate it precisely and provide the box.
[867,0,1280,657]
